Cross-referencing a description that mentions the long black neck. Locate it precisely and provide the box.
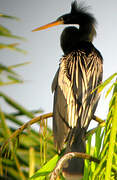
[60,25,96,55]
[79,23,96,42]
[60,26,79,54]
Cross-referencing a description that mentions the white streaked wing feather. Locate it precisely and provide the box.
[58,50,102,128]
[58,54,78,128]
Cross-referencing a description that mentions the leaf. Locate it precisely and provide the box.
[0,61,30,85]
[7,75,23,83]
[8,62,31,69]
[83,134,92,180]
[0,25,26,40]
[0,63,18,75]
[91,73,117,94]
[105,83,114,98]
[13,154,26,180]
[105,90,117,180]
[0,13,19,20]
[29,147,35,178]
[0,63,24,86]
[92,78,117,179]
[29,154,60,180]
[0,43,19,49]
[0,107,11,139]
[0,81,22,86]
[0,43,27,54]
[0,92,34,118]
[98,73,117,93]
[94,126,102,157]
[8,46,27,54]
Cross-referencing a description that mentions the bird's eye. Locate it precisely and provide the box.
[59,17,64,21]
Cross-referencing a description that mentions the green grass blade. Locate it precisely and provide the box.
[0,92,34,118]
[83,134,92,180]
[8,62,31,69]
[0,108,11,139]
[0,80,22,86]
[98,73,117,93]
[0,13,19,20]
[7,75,23,83]
[29,154,60,180]
[91,73,117,94]
[105,83,114,98]
[29,147,35,178]
[0,25,25,40]
[105,87,117,180]
[0,43,27,54]
[0,63,18,75]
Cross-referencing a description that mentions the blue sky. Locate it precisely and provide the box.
[1,0,117,129]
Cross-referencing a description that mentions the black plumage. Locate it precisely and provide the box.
[52,2,103,177]
[33,1,103,178]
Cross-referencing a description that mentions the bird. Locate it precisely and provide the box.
[32,1,103,179]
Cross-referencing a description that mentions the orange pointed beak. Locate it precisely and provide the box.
[32,19,64,32]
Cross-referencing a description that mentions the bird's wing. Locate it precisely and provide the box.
[51,68,59,93]
[58,50,103,129]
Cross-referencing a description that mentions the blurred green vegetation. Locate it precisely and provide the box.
[0,13,55,180]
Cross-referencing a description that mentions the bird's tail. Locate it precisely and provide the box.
[63,128,86,177]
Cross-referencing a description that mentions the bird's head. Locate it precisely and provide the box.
[33,1,96,37]
[32,1,97,53]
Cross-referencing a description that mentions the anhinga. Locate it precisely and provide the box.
[33,1,103,179]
